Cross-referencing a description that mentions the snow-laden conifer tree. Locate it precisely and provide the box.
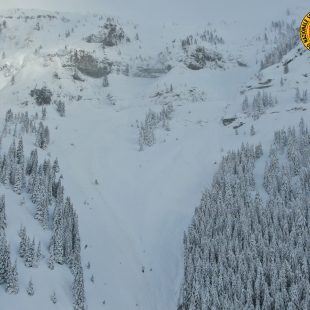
[52,185,65,264]
[6,261,19,294]
[0,195,7,233]
[178,121,310,309]
[0,234,11,285]
[18,226,27,258]
[73,265,86,310]
[250,124,255,136]
[24,238,35,267]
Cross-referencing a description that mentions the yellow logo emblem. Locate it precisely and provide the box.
[300,12,310,50]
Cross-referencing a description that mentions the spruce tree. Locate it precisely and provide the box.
[25,237,35,267]
[53,199,64,264]
[14,164,23,194]
[35,242,42,266]
[6,261,19,294]
[56,100,65,117]
[73,266,86,310]
[48,246,55,270]
[35,197,49,229]
[0,234,10,284]
[0,195,7,233]
[255,143,263,159]
[295,88,301,103]
[41,107,47,120]
[53,158,60,174]
[26,279,34,296]
[250,125,256,136]
[16,137,24,165]
[302,90,308,103]
[26,149,38,176]
[18,226,27,258]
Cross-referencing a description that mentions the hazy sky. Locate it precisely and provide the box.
[0,0,202,21]
[0,0,307,25]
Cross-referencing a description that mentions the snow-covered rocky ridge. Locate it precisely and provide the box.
[0,5,309,310]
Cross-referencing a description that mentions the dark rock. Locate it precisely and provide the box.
[222,117,237,126]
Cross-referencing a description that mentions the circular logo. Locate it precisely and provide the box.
[300,12,310,50]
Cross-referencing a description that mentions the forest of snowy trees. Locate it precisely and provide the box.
[242,91,278,120]
[0,108,86,309]
[138,103,173,151]
[178,119,310,309]
[259,21,298,70]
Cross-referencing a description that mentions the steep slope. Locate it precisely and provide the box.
[0,4,309,310]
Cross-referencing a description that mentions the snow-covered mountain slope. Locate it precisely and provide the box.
[0,4,309,310]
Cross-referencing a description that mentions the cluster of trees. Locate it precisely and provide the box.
[27,149,85,309]
[178,29,224,70]
[0,133,85,308]
[181,29,224,49]
[138,103,173,151]
[199,30,224,45]
[84,17,130,47]
[186,46,222,71]
[55,100,66,117]
[0,14,56,22]
[151,85,206,105]
[101,19,129,47]
[2,109,38,138]
[18,226,41,268]
[69,49,112,79]
[260,21,298,70]
[0,138,26,194]
[178,119,310,309]
[1,110,50,151]
[36,122,50,149]
[30,86,53,106]
[242,91,278,119]
[49,186,85,310]
[295,88,308,104]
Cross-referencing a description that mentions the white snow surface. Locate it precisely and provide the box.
[0,3,309,309]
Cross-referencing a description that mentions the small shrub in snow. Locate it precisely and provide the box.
[50,291,57,304]
[26,279,34,296]
[106,93,115,105]
[102,75,109,87]
[55,100,66,117]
